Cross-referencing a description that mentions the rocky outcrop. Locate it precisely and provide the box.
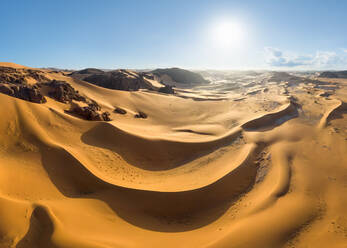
[0,67,48,84]
[37,80,111,121]
[151,68,209,86]
[0,83,46,103]
[158,85,175,94]
[101,111,111,121]
[0,67,112,121]
[70,67,208,91]
[140,73,155,80]
[70,69,154,91]
[70,68,104,75]
[67,103,111,121]
[114,107,127,115]
[0,84,14,95]
[134,111,147,119]
[268,72,327,87]
[319,92,333,97]
[319,71,347,78]
[42,80,111,121]
[41,80,86,103]
[0,66,49,103]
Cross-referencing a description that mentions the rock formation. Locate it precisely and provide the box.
[0,83,46,103]
[151,68,209,86]
[134,111,147,119]
[319,71,347,78]
[41,80,86,103]
[67,102,111,121]
[158,85,175,94]
[114,107,127,115]
[70,69,155,91]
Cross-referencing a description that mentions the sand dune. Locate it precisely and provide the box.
[0,64,346,247]
[0,62,29,69]
[241,100,298,131]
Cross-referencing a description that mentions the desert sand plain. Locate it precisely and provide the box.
[0,62,346,248]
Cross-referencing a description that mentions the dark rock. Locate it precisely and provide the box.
[67,103,111,121]
[88,100,101,111]
[0,84,14,95]
[40,80,111,121]
[134,111,147,119]
[158,85,175,94]
[24,87,46,103]
[319,71,347,78]
[70,69,155,91]
[140,73,154,80]
[114,107,127,115]
[319,92,332,97]
[83,107,102,121]
[151,68,209,86]
[0,83,46,103]
[101,111,111,121]
[44,80,86,103]
[0,67,48,84]
[70,68,104,75]
[68,104,100,121]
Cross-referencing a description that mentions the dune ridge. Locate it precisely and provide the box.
[318,99,347,129]
[0,63,346,247]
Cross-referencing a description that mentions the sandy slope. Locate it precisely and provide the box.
[0,62,30,69]
[0,64,346,248]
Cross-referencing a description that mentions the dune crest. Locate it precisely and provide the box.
[0,62,30,69]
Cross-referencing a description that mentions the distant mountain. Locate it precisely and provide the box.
[319,71,347,78]
[151,68,209,86]
[40,67,74,72]
[69,67,209,92]
[268,71,306,86]
[70,68,162,91]
[71,68,105,75]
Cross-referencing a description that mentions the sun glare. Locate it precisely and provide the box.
[211,20,245,49]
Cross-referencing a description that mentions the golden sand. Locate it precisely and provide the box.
[0,63,346,248]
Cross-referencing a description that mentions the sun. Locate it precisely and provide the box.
[211,20,245,49]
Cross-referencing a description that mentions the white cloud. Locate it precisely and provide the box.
[264,47,347,69]
[314,51,342,67]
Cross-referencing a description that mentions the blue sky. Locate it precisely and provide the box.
[1,0,347,70]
